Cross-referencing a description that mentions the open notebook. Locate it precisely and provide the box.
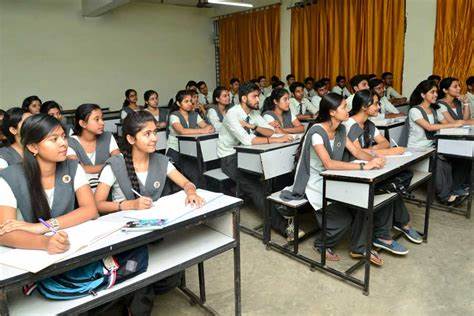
[0,220,124,273]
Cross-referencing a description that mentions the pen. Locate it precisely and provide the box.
[38,217,57,234]
[131,188,143,198]
[390,137,399,147]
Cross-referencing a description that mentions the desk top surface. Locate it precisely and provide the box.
[177,133,218,140]
[234,138,301,153]
[372,117,406,128]
[436,126,474,140]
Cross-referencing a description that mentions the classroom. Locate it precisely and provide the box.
[0,0,472,315]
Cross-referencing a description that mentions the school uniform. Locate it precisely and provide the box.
[0,146,22,169]
[258,93,267,112]
[379,96,400,116]
[289,97,318,117]
[467,92,474,117]
[207,105,226,132]
[121,106,142,120]
[331,86,351,98]
[384,86,403,99]
[345,94,355,111]
[304,88,316,99]
[67,132,119,188]
[262,110,296,129]
[198,92,212,106]
[437,99,464,120]
[146,108,168,126]
[230,91,239,106]
[310,95,322,114]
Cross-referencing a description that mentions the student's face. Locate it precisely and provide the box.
[147,93,159,108]
[242,90,260,110]
[48,108,62,121]
[28,101,41,114]
[422,87,438,104]
[127,91,138,104]
[217,90,230,106]
[231,82,240,92]
[191,94,198,107]
[366,95,380,117]
[81,109,104,135]
[355,80,369,92]
[199,84,208,95]
[288,78,296,85]
[373,83,385,98]
[317,86,328,97]
[275,93,290,111]
[330,100,349,122]
[305,81,313,90]
[179,95,194,112]
[129,121,158,154]
[294,87,304,100]
[29,126,68,163]
[338,79,346,88]
[384,75,393,86]
[445,81,461,98]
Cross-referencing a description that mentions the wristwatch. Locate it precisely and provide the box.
[251,125,258,131]
[359,162,366,170]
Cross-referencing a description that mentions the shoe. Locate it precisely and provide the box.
[313,245,340,261]
[393,225,423,244]
[350,250,384,266]
[451,195,467,207]
[285,216,305,242]
[373,238,409,255]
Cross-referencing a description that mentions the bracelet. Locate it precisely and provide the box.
[118,200,125,211]
[183,182,196,194]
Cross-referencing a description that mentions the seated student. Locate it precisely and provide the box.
[197,81,212,105]
[67,104,121,189]
[185,80,198,92]
[121,88,141,120]
[369,78,405,118]
[21,95,42,115]
[207,86,230,132]
[310,80,329,113]
[381,72,407,105]
[167,90,214,184]
[262,88,305,134]
[427,74,441,87]
[40,100,73,135]
[229,77,241,106]
[331,75,351,98]
[467,76,474,116]
[144,90,167,129]
[289,82,318,120]
[189,89,207,121]
[95,111,204,213]
[320,77,331,92]
[270,75,280,89]
[437,77,473,124]
[285,74,296,91]
[0,108,31,169]
[346,74,369,111]
[272,80,285,90]
[257,76,271,97]
[407,80,465,205]
[346,90,422,245]
[281,93,389,264]
[304,77,316,99]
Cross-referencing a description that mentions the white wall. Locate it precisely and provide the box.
[0,0,216,110]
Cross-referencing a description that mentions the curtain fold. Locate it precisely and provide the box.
[217,4,281,87]
[290,0,405,93]
[433,0,474,93]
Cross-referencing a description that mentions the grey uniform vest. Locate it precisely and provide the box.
[438,100,463,120]
[209,105,224,122]
[0,146,22,166]
[170,111,199,128]
[399,105,439,146]
[0,160,79,223]
[347,120,377,148]
[105,153,169,201]
[280,124,346,201]
[263,110,294,128]
[68,132,113,166]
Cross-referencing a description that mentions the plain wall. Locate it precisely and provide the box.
[0,0,216,110]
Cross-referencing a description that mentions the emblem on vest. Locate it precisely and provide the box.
[62,174,72,184]
[153,181,161,189]
[336,142,341,147]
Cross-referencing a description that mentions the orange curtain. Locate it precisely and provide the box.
[433,0,474,93]
[217,4,281,87]
[291,0,405,93]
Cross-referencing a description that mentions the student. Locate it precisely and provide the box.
[285,74,296,91]
[289,82,318,120]
[367,74,377,81]
[67,104,121,189]
[95,111,203,213]
[40,100,73,135]
[346,75,369,110]
[310,80,329,113]
[229,77,241,106]
[281,93,390,263]
[369,79,404,118]
[437,77,473,123]
[207,86,230,132]
[144,90,167,128]
[346,90,422,246]
[197,81,212,105]
[320,77,331,91]
[217,82,292,222]
[427,74,441,86]
[331,75,351,98]
[190,89,207,121]
[467,76,474,116]
[167,90,214,184]
[257,76,271,97]
[272,80,285,90]
[303,77,316,99]
[21,95,42,115]
[381,72,402,98]
[407,80,465,205]
[0,108,31,169]
[121,89,141,120]
[262,88,305,134]
[185,80,198,92]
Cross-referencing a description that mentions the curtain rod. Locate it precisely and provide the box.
[213,2,281,20]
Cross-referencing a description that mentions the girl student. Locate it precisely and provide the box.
[0,108,32,170]
[21,95,42,115]
[407,80,465,205]
[207,86,231,132]
[95,111,204,213]
[437,77,474,124]
[345,90,422,245]
[144,89,167,128]
[189,89,208,120]
[166,90,214,184]
[67,104,120,189]
[40,100,73,135]
[281,93,395,265]
[262,88,305,134]
[121,88,141,120]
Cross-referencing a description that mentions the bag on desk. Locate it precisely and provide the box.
[375,170,413,196]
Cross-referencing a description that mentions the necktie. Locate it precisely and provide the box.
[244,116,251,134]
[299,103,303,115]
[204,96,209,104]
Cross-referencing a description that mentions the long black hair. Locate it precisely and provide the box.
[351,90,377,147]
[438,77,458,100]
[122,89,137,108]
[40,100,62,115]
[73,103,101,135]
[21,95,42,112]
[262,88,290,113]
[144,90,158,108]
[21,114,65,221]
[168,90,192,114]
[409,80,440,109]
[121,111,158,197]
[2,107,27,145]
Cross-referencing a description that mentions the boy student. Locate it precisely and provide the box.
[382,72,407,105]
[290,82,318,121]
[304,77,316,99]
[285,74,296,91]
[217,82,292,218]
[369,78,405,118]
[310,80,329,114]
[346,74,369,111]
[332,75,351,98]
[229,77,240,106]
[466,76,474,116]
[257,76,271,97]
[320,77,331,91]
[197,81,212,105]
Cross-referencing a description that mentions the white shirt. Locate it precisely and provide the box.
[198,92,212,105]
[290,98,318,116]
[217,104,274,158]
[207,107,225,132]
[0,158,9,169]
[304,88,316,99]
[167,113,204,151]
[331,86,351,98]
[99,162,175,202]
[66,135,119,165]
[384,86,403,99]
[230,92,239,105]
[346,94,355,111]
[310,95,322,113]
[258,93,267,111]
[263,112,297,125]
[467,92,474,118]
[380,96,400,115]
[407,107,445,148]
